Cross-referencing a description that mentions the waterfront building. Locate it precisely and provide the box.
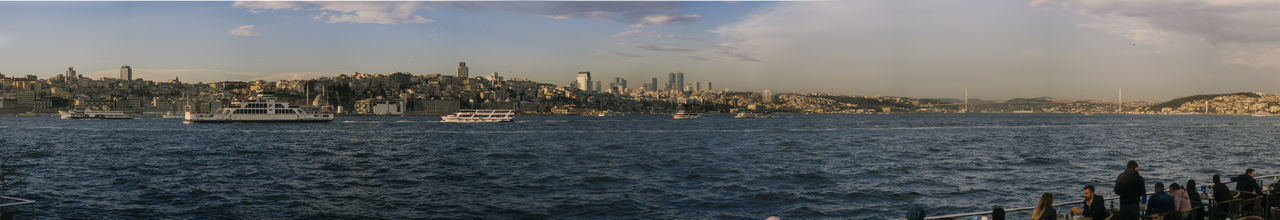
[119,65,132,80]
[576,71,592,91]
[355,97,405,115]
[457,62,469,78]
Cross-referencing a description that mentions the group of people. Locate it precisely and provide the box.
[1026,161,1266,220]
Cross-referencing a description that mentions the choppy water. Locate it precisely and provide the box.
[2,114,1279,219]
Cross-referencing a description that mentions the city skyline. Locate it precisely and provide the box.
[4,1,1280,101]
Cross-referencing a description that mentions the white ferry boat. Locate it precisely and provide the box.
[735,112,772,119]
[59,109,136,119]
[184,93,333,124]
[441,109,515,123]
[672,110,702,119]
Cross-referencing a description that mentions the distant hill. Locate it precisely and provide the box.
[1147,92,1261,111]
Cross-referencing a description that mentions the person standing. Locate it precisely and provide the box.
[1070,185,1110,219]
[1115,160,1146,220]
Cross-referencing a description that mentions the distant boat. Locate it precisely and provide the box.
[184,93,333,124]
[595,110,623,117]
[441,109,514,123]
[60,109,135,119]
[735,112,772,119]
[672,110,702,119]
[161,111,185,119]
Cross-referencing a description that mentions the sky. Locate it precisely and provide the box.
[2,1,1280,101]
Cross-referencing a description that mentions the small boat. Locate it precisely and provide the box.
[735,112,772,119]
[59,109,136,119]
[441,109,515,123]
[672,110,702,119]
[1252,112,1271,117]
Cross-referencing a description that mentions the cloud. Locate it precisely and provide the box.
[1034,0,1280,69]
[589,50,642,58]
[610,30,661,38]
[687,55,709,61]
[229,25,260,36]
[631,14,701,28]
[233,1,433,24]
[625,42,695,52]
[457,2,700,27]
[232,1,305,13]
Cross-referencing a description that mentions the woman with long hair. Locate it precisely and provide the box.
[1031,193,1057,220]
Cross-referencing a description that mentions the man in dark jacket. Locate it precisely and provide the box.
[1232,168,1262,196]
[1146,183,1175,215]
[1114,160,1145,220]
[1213,174,1233,214]
[1070,185,1110,219]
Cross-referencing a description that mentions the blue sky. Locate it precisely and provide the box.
[3,1,1280,101]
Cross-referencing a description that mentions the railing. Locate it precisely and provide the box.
[0,196,35,219]
[920,174,1280,220]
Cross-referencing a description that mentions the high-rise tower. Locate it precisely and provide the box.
[676,72,684,91]
[120,65,132,80]
[457,62,469,78]
[576,71,592,91]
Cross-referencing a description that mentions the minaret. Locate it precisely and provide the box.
[963,88,969,113]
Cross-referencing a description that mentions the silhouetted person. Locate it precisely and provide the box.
[905,206,926,220]
[1070,185,1110,219]
[1186,180,1204,220]
[1212,174,1232,214]
[1232,168,1262,196]
[1148,182,1174,216]
[991,207,1005,220]
[1032,193,1057,220]
[1115,160,1145,220]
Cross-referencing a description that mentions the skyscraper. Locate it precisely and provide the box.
[595,80,602,92]
[651,77,658,92]
[676,72,684,91]
[457,62,469,78]
[708,82,713,91]
[576,71,592,91]
[762,90,774,103]
[667,73,676,91]
[65,66,76,79]
[695,82,701,91]
[119,65,132,80]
